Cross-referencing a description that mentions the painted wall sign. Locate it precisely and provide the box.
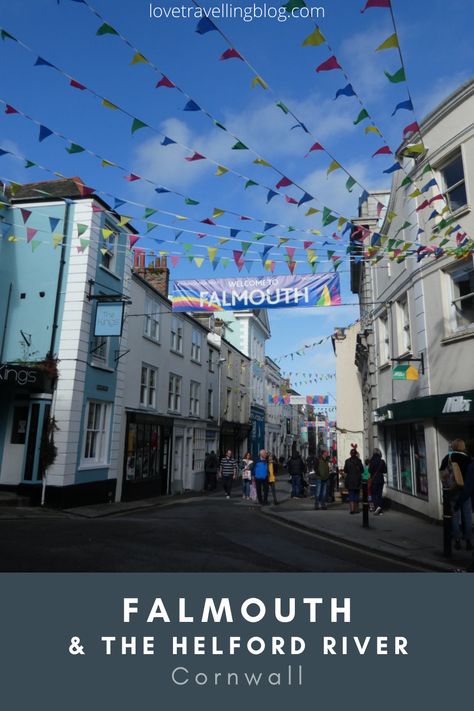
[442,395,472,414]
[172,273,341,312]
[0,364,39,387]
[94,302,125,337]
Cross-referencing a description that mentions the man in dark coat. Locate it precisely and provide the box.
[287,451,306,498]
[369,448,388,516]
[343,448,364,514]
[204,450,219,491]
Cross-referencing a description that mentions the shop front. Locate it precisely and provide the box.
[249,405,265,459]
[374,389,474,519]
[122,411,173,501]
[219,421,251,460]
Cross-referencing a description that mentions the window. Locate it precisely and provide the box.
[448,264,474,330]
[378,312,390,364]
[171,317,183,354]
[227,355,233,378]
[208,349,214,373]
[226,388,232,416]
[168,374,181,412]
[192,427,205,471]
[189,380,200,417]
[140,365,157,408]
[144,295,160,342]
[207,389,214,419]
[101,222,118,272]
[91,335,108,364]
[440,152,467,212]
[191,330,202,362]
[83,401,110,465]
[240,360,246,384]
[397,296,411,353]
[385,425,428,500]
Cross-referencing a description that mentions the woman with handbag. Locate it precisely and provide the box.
[369,448,388,516]
[241,452,253,500]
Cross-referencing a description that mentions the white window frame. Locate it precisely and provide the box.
[191,330,202,363]
[140,364,158,409]
[144,295,160,342]
[171,316,183,354]
[439,150,467,213]
[82,400,111,466]
[446,263,474,333]
[100,222,119,273]
[226,388,232,416]
[208,349,214,373]
[189,380,200,417]
[90,334,108,366]
[378,312,390,365]
[397,296,411,354]
[168,373,182,412]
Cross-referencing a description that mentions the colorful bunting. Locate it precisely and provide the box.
[372,145,392,157]
[302,27,326,47]
[392,99,413,116]
[131,118,148,134]
[326,160,341,176]
[316,56,341,72]
[334,84,356,100]
[185,152,205,161]
[220,48,243,60]
[384,67,406,83]
[361,0,391,11]
[251,76,268,89]
[354,109,369,125]
[96,23,118,36]
[376,33,399,51]
[183,100,201,112]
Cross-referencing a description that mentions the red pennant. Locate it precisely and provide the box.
[233,250,243,265]
[303,241,313,250]
[361,0,391,12]
[306,142,324,156]
[70,79,86,90]
[171,255,180,267]
[285,195,298,204]
[201,218,216,225]
[276,176,292,189]
[372,145,392,157]
[156,75,176,88]
[220,48,243,61]
[92,205,104,213]
[240,216,251,221]
[26,227,37,243]
[416,200,430,212]
[185,152,205,161]
[20,208,32,224]
[402,121,420,138]
[125,173,141,182]
[129,235,140,248]
[287,261,297,275]
[429,194,444,205]
[5,104,18,114]
[316,56,341,73]
[285,247,296,260]
[196,233,206,238]
[332,233,342,240]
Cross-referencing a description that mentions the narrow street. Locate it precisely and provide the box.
[0,495,423,572]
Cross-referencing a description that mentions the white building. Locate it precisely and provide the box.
[264,356,286,458]
[351,79,474,519]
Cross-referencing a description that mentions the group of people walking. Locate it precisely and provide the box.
[343,447,387,515]
[204,448,279,505]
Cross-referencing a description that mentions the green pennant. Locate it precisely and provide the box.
[277,238,290,248]
[97,23,119,36]
[384,67,406,83]
[398,176,413,189]
[345,176,356,192]
[66,143,85,154]
[287,227,295,233]
[276,101,289,114]
[146,223,157,233]
[284,0,305,11]
[214,121,227,131]
[322,207,337,226]
[353,108,369,125]
[184,198,199,205]
[245,180,258,189]
[221,257,229,268]
[31,240,41,252]
[241,242,251,255]
[24,160,36,169]
[254,233,265,241]
[421,163,432,175]
[79,238,90,251]
[77,224,88,237]
[144,208,156,219]
[231,141,248,150]
[131,118,148,134]
[183,243,192,252]
[0,29,16,42]
[387,239,396,251]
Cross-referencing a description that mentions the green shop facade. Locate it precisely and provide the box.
[374,389,474,519]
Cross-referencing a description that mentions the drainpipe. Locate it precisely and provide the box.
[48,200,72,359]
[0,282,12,361]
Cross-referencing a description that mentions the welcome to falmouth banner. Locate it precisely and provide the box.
[172,273,341,312]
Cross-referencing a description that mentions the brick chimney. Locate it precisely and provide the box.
[132,254,170,298]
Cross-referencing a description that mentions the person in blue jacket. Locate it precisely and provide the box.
[253,449,269,506]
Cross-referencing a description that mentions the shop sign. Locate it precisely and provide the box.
[94,302,124,337]
[442,396,472,414]
[392,364,419,381]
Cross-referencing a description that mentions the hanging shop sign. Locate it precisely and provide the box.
[94,302,125,337]
[171,273,341,312]
[392,364,419,381]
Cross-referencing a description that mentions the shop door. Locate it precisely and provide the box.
[23,400,51,484]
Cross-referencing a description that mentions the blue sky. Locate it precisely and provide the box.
[0,0,473,399]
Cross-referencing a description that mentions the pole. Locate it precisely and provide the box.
[442,487,452,558]
[361,479,369,528]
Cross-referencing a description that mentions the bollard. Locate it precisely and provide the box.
[361,480,369,528]
[442,487,452,558]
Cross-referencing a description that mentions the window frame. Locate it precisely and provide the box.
[82,400,111,467]
[140,364,158,409]
[189,380,201,417]
[100,221,119,273]
[170,316,183,354]
[191,329,202,363]
[378,311,390,365]
[144,295,160,343]
[439,150,467,214]
[445,262,474,333]
[396,295,411,354]
[90,334,109,366]
[168,373,182,413]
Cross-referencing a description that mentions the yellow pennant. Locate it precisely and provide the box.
[102,99,119,110]
[8,235,17,242]
[101,228,114,240]
[194,257,204,268]
[175,215,187,221]
[218,238,230,245]
[131,52,148,65]
[302,27,325,47]
[305,207,319,217]
[364,125,382,136]
[387,211,397,223]
[327,160,341,177]
[251,75,268,90]
[52,234,64,249]
[212,208,225,219]
[207,247,218,263]
[408,189,422,198]
[101,159,115,168]
[253,158,272,167]
[100,248,109,256]
[309,229,321,236]
[215,165,228,176]
[338,217,348,231]
[118,216,132,227]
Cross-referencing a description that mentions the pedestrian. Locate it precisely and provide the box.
[457,439,474,569]
[306,453,318,477]
[343,447,364,514]
[440,439,471,550]
[241,451,253,500]
[204,450,219,492]
[218,449,237,499]
[253,449,269,505]
[369,449,387,516]
[287,451,306,498]
[314,450,331,510]
[268,453,279,505]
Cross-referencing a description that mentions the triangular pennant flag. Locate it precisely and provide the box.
[276,101,289,114]
[345,176,357,192]
[34,56,55,68]
[334,84,356,100]
[156,75,176,88]
[52,234,63,249]
[125,173,141,182]
[129,235,140,249]
[254,233,264,241]
[305,207,319,216]
[0,29,16,42]
[251,76,268,89]
[391,99,413,116]
[194,258,204,268]
[384,162,402,174]
[65,143,85,154]
[170,255,180,268]
[403,121,420,139]
[207,247,218,263]
[146,223,157,233]
[278,238,290,248]
[102,99,119,110]
[298,192,313,207]
[384,67,406,83]
[131,52,148,65]
[144,208,157,219]
[316,56,341,72]
[232,141,248,150]
[5,104,18,114]
[254,158,271,167]
[264,223,277,232]
[183,100,201,111]
[303,241,313,250]
[302,27,326,47]
[372,145,392,157]
[241,242,251,255]
[276,176,292,189]
[26,228,37,243]
[361,0,391,11]
[364,125,382,135]
[20,208,32,224]
[267,190,278,203]
[70,78,86,90]
[79,238,90,252]
[131,118,148,134]
[322,208,338,226]
[376,33,399,51]
[101,228,114,240]
[196,17,217,34]
[354,108,370,125]
[306,142,324,157]
[31,240,41,252]
[245,180,258,189]
[49,217,61,233]
[77,223,88,237]
[221,258,229,268]
[220,48,243,60]
[213,208,225,219]
[215,165,228,176]
[119,216,132,227]
[101,159,115,168]
[161,136,176,147]
[185,152,206,161]
[327,160,341,176]
[24,160,36,169]
[97,23,119,36]
[39,125,53,142]
[401,143,425,156]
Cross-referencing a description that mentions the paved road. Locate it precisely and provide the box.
[0,496,423,572]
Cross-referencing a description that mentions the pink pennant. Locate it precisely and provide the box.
[372,145,392,157]
[428,194,444,205]
[220,48,243,61]
[20,208,32,224]
[26,227,37,243]
[156,75,176,89]
[276,176,292,189]
[240,216,251,221]
[196,233,206,238]
[303,241,313,250]
[269,260,276,273]
[92,205,104,213]
[306,142,324,156]
[285,195,298,204]
[316,56,341,73]
[361,0,391,12]
[285,247,296,260]
[5,104,18,114]
[125,173,141,182]
[70,79,86,91]
[402,121,420,138]
[129,235,140,248]
[185,152,205,162]
[201,218,216,225]
[233,250,243,265]
[377,202,384,216]
[332,233,342,240]
[170,255,180,267]
[287,260,297,275]
[416,200,430,212]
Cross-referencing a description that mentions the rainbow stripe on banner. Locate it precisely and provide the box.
[172,273,341,311]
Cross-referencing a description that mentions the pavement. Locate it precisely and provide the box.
[0,486,472,572]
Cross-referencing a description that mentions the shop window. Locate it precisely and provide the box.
[82,401,111,465]
[125,422,160,481]
[440,151,467,213]
[413,423,429,497]
[447,263,474,331]
[385,424,428,500]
